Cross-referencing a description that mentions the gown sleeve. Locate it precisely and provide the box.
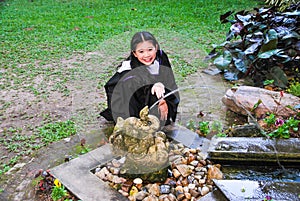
[99,70,130,121]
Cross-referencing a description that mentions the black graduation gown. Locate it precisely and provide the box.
[100,50,180,125]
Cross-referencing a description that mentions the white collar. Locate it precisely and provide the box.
[117,60,160,74]
[146,60,159,75]
[117,60,131,73]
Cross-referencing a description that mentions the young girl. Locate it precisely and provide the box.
[100,31,180,126]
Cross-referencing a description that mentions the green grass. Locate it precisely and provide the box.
[0,120,77,175]
[1,0,262,67]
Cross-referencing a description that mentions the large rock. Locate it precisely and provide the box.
[222,86,300,118]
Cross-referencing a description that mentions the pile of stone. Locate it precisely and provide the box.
[95,143,223,201]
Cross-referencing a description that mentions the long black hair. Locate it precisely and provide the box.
[122,31,171,69]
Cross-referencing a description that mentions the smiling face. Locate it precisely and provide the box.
[133,41,158,66]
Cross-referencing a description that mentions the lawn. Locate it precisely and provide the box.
[1,0,262,66]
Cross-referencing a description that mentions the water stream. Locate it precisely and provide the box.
[149,85,213,110]
[222,165,300,183]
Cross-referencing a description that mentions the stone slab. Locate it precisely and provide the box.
[198,189,228,201]
[165,125,210,154]
[213,179,300,201]
[208,137,300,164]
[50,144,128,201]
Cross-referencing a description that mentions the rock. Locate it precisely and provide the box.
[195,166,206,173]
[177,193,185,201]
[172,169,181,178]
[135,191,149,200]
[118,189,129,197]
[121,181,133,193]
[181,177,188,186]
[143,194,159,201]
[128,195,134,201]
[200,186,210,196]
[189,149,197,154]
[169,155,183,163]
[207,164,223,182]
[148,183,160,197]
[187,175,194,183]
[184,192,191,199]
[230,123,261,137]
[15,179,31,192]
[109,166,120,175]
[176,164,193,177]
[111,158,122,168]
[199,159,206,166]
[160,184,171,194]
[197,179,206,185]
[188,183,196,190]
[112,175,126,184]
[173,157,187,165]
[133,178,143,185]
[158,194,169,201]
[5,163,26,175]
[175,185,184,194]
[189,189,201,198]
[167,193,177,201]
[95,167,110,180]
[189,160,198,167]
[222,86,300,118]
[183,186,189,193]
[164,178,176,187]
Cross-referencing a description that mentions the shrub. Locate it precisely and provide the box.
[265,0,298,11]
[206,3,300,88]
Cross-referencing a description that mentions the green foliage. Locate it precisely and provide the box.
[186,120,227,137]
[264,113,300,138]
[265,0,298,11]
[0,164,11,176]
[37,120,77,144]
[251,99,263,112]
[216,132,227,137]
[206,4,300,88]
[266,116,300,138]
[263,79,274,86]
[51,185,68,201]
[287,81,300,97]
[198,121,210,135]
[211,121,223,133]
[264,113,277,127]
[0,120,77,176]
[186,119,196,131]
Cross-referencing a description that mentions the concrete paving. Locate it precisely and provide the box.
[51,144,128,201]
[208,137,300,164]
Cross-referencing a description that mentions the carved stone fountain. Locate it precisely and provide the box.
[108,106,169,182]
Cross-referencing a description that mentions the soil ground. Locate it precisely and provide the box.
[0,30,241,201]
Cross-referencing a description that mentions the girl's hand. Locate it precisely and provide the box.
[158,99,168,120]
[151,82,165,99]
